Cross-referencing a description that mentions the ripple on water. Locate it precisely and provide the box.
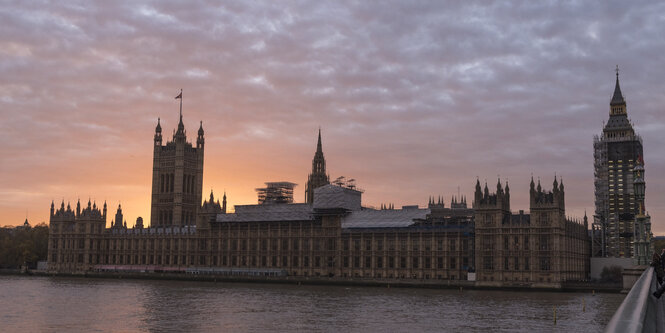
[0,276,624,332]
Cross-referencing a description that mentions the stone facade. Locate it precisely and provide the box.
[47,111,591,287]
[474,178,589,288]
[149,112,204,227]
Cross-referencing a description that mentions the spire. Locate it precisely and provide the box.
[305,128,329,203]
[156,118,162,133]
[209,189,214,203]
[317,127,322,153]
[610,65,626,106]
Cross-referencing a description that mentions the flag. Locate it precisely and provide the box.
[175,91,182,99]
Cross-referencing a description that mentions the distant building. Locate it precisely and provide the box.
[474,178,589,287]
[47,98,591,288]
[592,69,651,259]
[149,107,204,227]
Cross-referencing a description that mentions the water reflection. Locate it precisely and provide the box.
[0,276,624,332]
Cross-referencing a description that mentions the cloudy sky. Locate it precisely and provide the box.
[1,1,664,233]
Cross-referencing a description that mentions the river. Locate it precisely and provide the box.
[0,275,623,332]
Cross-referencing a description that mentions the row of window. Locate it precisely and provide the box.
[482,256,550,271]
[55,252,471,272]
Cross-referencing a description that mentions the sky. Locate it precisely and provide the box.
[1,1,664,233]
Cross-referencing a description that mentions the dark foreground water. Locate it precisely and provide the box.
[0,275,623,332]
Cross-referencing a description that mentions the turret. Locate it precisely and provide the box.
[474,178,482,205]
[154,118,162,146]
[76,199,81,217]
[135,217,144,229]
[197,121,204,149]
[112,204,125,229]
[473,178,510,212]
[530,175,565,210]
[50,200,55,217]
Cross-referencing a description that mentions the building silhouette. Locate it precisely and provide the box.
[305,129,330,203]
[592,69,650,258]
[47,113,591,288]
[149,101,204,227]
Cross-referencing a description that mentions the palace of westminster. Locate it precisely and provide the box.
[47,72,652,288]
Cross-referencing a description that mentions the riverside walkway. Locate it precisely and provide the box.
[606,267,665,333]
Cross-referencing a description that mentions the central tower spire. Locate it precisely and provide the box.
[305,128,330,203]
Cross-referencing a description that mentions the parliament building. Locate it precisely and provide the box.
[48,95,591,289]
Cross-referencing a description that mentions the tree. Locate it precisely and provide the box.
[0,223,49,269]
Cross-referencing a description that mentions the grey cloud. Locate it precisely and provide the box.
[1,1,664,231]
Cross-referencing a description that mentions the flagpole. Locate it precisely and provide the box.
[179,88,182,118]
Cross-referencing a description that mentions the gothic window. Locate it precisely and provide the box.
[483,256,493,270]
[539,235,550,251]
[514,257,519,271]
[539,257,550,271]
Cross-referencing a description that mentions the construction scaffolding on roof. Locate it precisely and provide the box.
[256,182,297,204]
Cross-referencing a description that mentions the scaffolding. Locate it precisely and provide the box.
[256,182,297,204]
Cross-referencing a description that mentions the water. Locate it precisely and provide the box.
[0,275,623,332]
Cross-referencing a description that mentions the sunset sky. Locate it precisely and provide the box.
[1,1,664,233]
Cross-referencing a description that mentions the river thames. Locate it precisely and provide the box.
[0,275,623,332]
